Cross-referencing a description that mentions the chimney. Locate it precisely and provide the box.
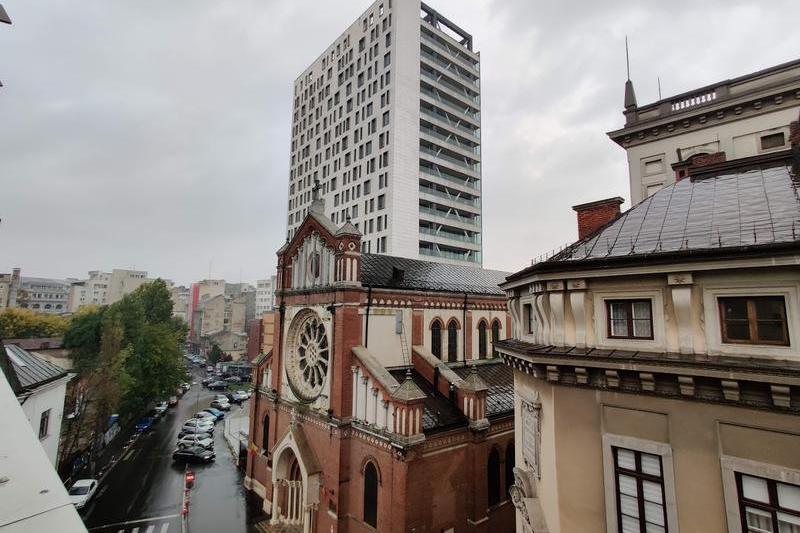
[572,197,624,240]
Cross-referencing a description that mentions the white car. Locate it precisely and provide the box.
[184,417,214,428]
[154,402,168,416]
[68,479,98,509]
[232,391,249,402]
[194,411,217,422]
[177,434,214,449]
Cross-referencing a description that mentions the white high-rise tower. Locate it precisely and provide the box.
[286,0,482,266]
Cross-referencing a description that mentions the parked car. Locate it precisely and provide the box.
[203,407,225,420]
[154,401,168,416]
[183,418,214,431]
[135,417,155,432]
[224,376,241,383]
[68,479,99,509]
[177,426,212,439]
[181,382,191,391]
[168,395,179,407]
[237,390,252,400]
[210,399,231,411]
[194,411,217,422]
[172,445,215,464]
[206,365,214,372]
[207,381,227,391]
[177,434,214,450]
[232,391,249,403]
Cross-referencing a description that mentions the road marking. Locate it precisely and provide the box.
[132,528,139,533]
[160,524,169,533]
[145,526,154,533]
[88,514,180,530]
[122,448,135,461]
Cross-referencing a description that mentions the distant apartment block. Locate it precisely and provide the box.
[255,276,277,315]
[68,269,152,311]
[170,285,191,323]
[0,268,21,310]
[609,58,800,204]
[287,0,483,265]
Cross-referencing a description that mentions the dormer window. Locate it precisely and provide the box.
[607,300,653,340]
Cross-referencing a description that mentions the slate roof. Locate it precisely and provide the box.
[362,254,509,295]
[507,154,800,280]
[1,342,68,392]
[388,361,514,432]
[452,362,514,418]
[389,368,466,433]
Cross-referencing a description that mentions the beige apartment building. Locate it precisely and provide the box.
[498,128,800,533]
[608,59,800,204]
[67,269,153,311]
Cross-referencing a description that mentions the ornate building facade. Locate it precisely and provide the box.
[499,142,800,532]
[245,197,515,533]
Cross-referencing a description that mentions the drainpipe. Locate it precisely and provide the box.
[462,293,468,362]
[364,286,372,348]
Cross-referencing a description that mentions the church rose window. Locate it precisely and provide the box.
[286,311,330,401]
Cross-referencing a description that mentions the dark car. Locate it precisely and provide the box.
[135,417,155,432]
[172,445,215,464]
[207,381,227,391]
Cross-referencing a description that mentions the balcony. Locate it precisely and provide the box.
[420,105,480,138]
[419,205,480,229]
[420,64,480,102]
[419,166,480,193]
[419,226,481,246]
[419,246,480,264]
[420,125,480,157]
[420,46,480,88]
[420,85,480,122]
[420,31,479,74]
[420,144,480,175]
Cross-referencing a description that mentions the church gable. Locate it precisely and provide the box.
[288,232,336,290]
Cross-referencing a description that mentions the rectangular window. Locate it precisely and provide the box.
[607,300,653,340]
[736,473,800,532]
[524,304,535,334]
[719,296,789,345]
[760,132,786,151]
[39,409,51,439]
[613,447,668,533]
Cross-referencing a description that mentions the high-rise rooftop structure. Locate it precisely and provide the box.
[286,0,482,266]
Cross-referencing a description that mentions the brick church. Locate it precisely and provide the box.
[245,197,516,533]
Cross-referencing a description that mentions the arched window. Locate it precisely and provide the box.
[447,320,458,362]
[505,442,515,496]
[491,320,501,357]
[478,321,487,359]
[487,448,501,508]
[262,414,270,450]
[364,462,379,527]
[431,320,442,359]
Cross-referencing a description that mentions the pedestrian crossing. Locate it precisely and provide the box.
[88,514,180,533]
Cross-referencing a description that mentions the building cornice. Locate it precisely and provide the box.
[497,340,800,414]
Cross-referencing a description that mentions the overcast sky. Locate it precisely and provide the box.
[0,1,797,285]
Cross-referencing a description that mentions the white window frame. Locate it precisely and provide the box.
[720,455,800,533]
[702,283,799,360]
[602,433,680,533]
[593,290,666,352]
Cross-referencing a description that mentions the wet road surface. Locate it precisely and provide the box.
[82,370,259,533]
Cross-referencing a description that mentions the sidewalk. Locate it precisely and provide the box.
[223,402,249,461]
[66,420,140,487]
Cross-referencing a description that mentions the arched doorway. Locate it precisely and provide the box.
[272,448,305,527]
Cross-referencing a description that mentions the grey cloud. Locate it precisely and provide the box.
[0,0,797,283]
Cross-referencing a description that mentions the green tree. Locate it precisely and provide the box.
[0,308,70,338]
[208,343,223,364]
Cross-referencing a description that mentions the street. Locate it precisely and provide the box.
[81,370,260,533]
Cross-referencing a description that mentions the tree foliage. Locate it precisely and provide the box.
[62,279,187,419]
[0,308,70,338]
[208,343,223,364]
